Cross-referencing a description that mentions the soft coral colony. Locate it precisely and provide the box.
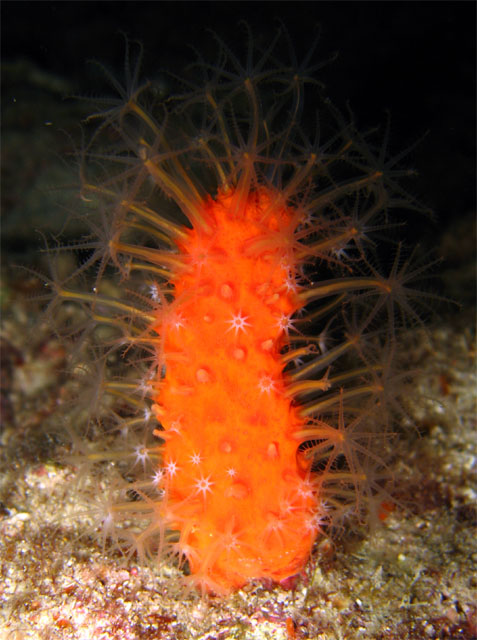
[51,29,427,595]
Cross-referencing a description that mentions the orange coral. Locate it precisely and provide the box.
[49,30,428,599]
[152,188,317,592]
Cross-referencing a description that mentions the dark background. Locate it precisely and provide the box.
[1,1,475,299]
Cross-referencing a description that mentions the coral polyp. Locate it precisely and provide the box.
[49,30,428,594]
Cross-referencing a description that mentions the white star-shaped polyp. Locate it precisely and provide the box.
[149,283,162,302]
[133,445,149,467]
[258,374,276,395]
[138,374,154,397]
[171,312,185,330]
[194,474,214,498]
[226,467,237,477]
[283,275,298,293]
[307,509,329,534]
[225,311,251,336]
[151,469,164,486]
[165,460,179,477]
[189,452,202,465]
[297,479,315,500]
[276,313,296,335]
[303,514,320,534]
[331,245,351,261]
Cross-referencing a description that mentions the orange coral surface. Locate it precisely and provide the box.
[152,188,318,593]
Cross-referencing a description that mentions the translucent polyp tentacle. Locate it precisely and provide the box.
[139,145,212,234]
[287,336,359,382]
[297,277,391,304]
[298,385,380,417]
[109,240,187,273]
[55,287,156,323]
[81,182,188,242]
